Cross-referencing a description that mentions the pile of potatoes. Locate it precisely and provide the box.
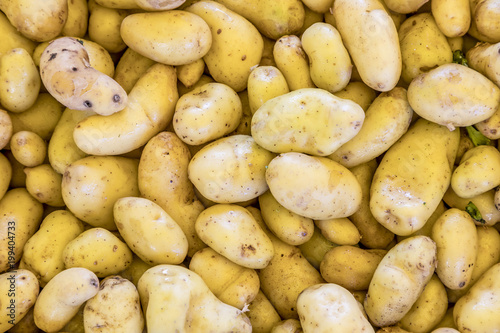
[1,0,500,332]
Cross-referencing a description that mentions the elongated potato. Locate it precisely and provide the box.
[10,131,47,168]
[39,37,127,116]
[62,0,88,37]
[315,218,361,246]
[246,290,282,333]
[383,0,428,13]
[431,0,470,37]
[113,48,155,94]
[247,66,290,115]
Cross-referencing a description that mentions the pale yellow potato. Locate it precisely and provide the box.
[135,0,186,10]
[138,264,252,332]
[95,0,140,9]
[0,109,12,149]
[431,0,470,37]
[259,190,314,246]
[315,218,361,246]
[370,119,460,236]
[298,226,338,270]
[265,152,362,220]
[0,48,40,113]
[270,319,303,333]
[407,63,500,131]
[467,42,500,85]
[469,0,500,43]
[208,0,305,40]
[398,274,448,333]
[379,0,408,30]
[451,145,500,198]
[334,0,401,91]
[9,93,64,141]
[84,276,144,333]
[73,63,178,156]
[39,37,127,116]
[453,263,500,332]
[246,290,282,333]
[301,23,352,93]
[20,210,83,286]
[398,13,453,84]
[61,0,88,37]
[396,200,447,243]
[10,131,47,168]
[443,187,500,226]
[63,227,133,277]
[189,247,260,309]
[364,236,437,327]
[329,87,413,168]
[447,36,464,51]
[432,307,458,330]
[475,104,500,140]
[294,5,324,36]
[0,11,36,57]
[0,152,11,200]
[188,134,275,203]
[176,58,205,88]
[113,48,156,94]
[432,208,478,290]
[297,283,374,332]
[251,88,365,156]
[24,164,64,207]
[173,82,242,145]
[195,204,274,269]
[113,196,188,265]
[333,81,377,111]
[320,246,385,290]
[61,156,140,230]
[273,35,315,91]
[119,254,152,288]
[0,0,68,42]
[34,267,99,333]
[247,66,290,114]
[0,269,39,332]
[383,0,429,13]
[138,131,206,257]
[4,151,26,188]
[88,0,127,53]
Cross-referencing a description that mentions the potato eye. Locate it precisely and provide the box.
[83,100,92,108]
[113,94,121,103]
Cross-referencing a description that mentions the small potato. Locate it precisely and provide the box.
[113,48,155,94]
[88,1,127,53]
[188,134,275,203]
[0,152,12,200]
[251,88,365,156]
[246,290,282,333]
[195,204,274,269]
[298,226,338,270]
[34,267,99,333]
[297,284,374,332]
[301,22,352,93]
[443,187,500,226]
[265,152,362,220]
[121,10,211,66]
[189,247,260,309]
[466,42,500,90]
[0,109,12,149]
[320,246,386,291]
[431,0,470,37]
[0,48,40,113]
[407,63,500,131]
[24,164,64,207]
[173,82,242,145]
[0,269,39,332]
[113,196,188,266]
[247,66,290,114]
[176,58,205,89]
[333,81,377,111]
[364,236,437,327]
[84,276,144,333]
[10,131,47,168]
[475,104,500,140]
[451,145,500,198]
[315,218,361,246]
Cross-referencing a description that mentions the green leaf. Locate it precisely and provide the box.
[466,126,491,146]
[465,201,486,224]
[452,50,468,67]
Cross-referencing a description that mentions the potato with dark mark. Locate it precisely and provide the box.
[39,37,127,116]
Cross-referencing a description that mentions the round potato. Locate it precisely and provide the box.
[24,164,64,207]
[10,130,47,168]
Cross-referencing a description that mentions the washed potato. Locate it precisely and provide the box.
[315,218,361,246]
[246,290,282,333]
[247,66,290,114]
[24,164,64,207]
[298,226,338,270]
[9,130,47,168]
[0,11,36,57]
[62,0,88,37]
[469,0,500,43]
[113,48,155,94]
[176,58,205,89]
[443,186,500,226]
[383,0,429,14]
[0,152,12,200]
[87,1,127,54]
[431,0,470,37]
[0,109,12,150]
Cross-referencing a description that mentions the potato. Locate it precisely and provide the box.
[364,236,437,327]
[398,13,453,84]
[188,134,275,203]
[119,254,152,288]
[246,290,282,333]
[333,81,377,111]
[443,187,500,226]
[297,283,374,332]
[453,263,500,332]
[176,58,205,89]
[63,227,133,277]
[83,276,144,333]
[398,274,448,332]
[315,218,361,246]
[39,37,127,116]
[61,156,140,230]
[20,210,83,286]
[33,267,99,333]
[0,188,44,272]
[135,0,186,10]
[251,88,365,156]
[270,319,303,333]
[0,109,12,150]
[259,190,314,246]
[265,152,362,220]
[0,152,12,200]
[24,164,64,207]
[0,0,68,42]
[113,48,155,94]
[370,119,460,236]
[247,66,290,114]
[7,307,38,333]
[173,82,242,145]
[297,226,338,269]
[451,145,500,198]
[189,247,260,309]
[329,87,413,168]
[0,11,36,57]
[431,328,460,333]
[383,0,428,13]
[61,0,88,37]
[94,0,139,9]
[10,131,47,168]
[320,246,386,291]
[334,0,401,91]
[467,42,500,88]
[73,63,178,156]
[273,35,315,91]
[0,269,39,332]
[113,196,188,265]
[121,10,211,66]
[475,105,500,140]
[407,63,500,131]
[0,48,40,113]
[88,0,127,54]
[396,200,447,243]
[301,22,352,93]
[137,264,252,332]
[431,0,470,37]
[4,151,26,188]
[195,204,274,269]
[469,0,500,43]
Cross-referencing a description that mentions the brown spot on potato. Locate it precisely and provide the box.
[49,53,57,61]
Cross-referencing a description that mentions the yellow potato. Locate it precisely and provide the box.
[469,0,500,43]
[176,58,205,89]
[0,11,36,57]
[63,227,133,277]
[135,0,186,10]
[251,88,365,156]
[94,0,139,9]
[431,0,470,37]
[396,200,447,243]
[0,109,12,150]
[113,48,156,94]
[4,151,26,188]
[88,0,127,53]
[314,218,361,246]
[333,81,377,111]
[113,196,188,265]
[270,319,303,333]
[247,66,290,115]
[9,130,47,168]
[118,254,152,288]
[293,5,324,37]
[297,226,338,269]
[383,0,429,13]
[246,290,282,333]
[24,164,64,207]
[0,152,12,200]
[61,0,88,37]
[443,187,500,226]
